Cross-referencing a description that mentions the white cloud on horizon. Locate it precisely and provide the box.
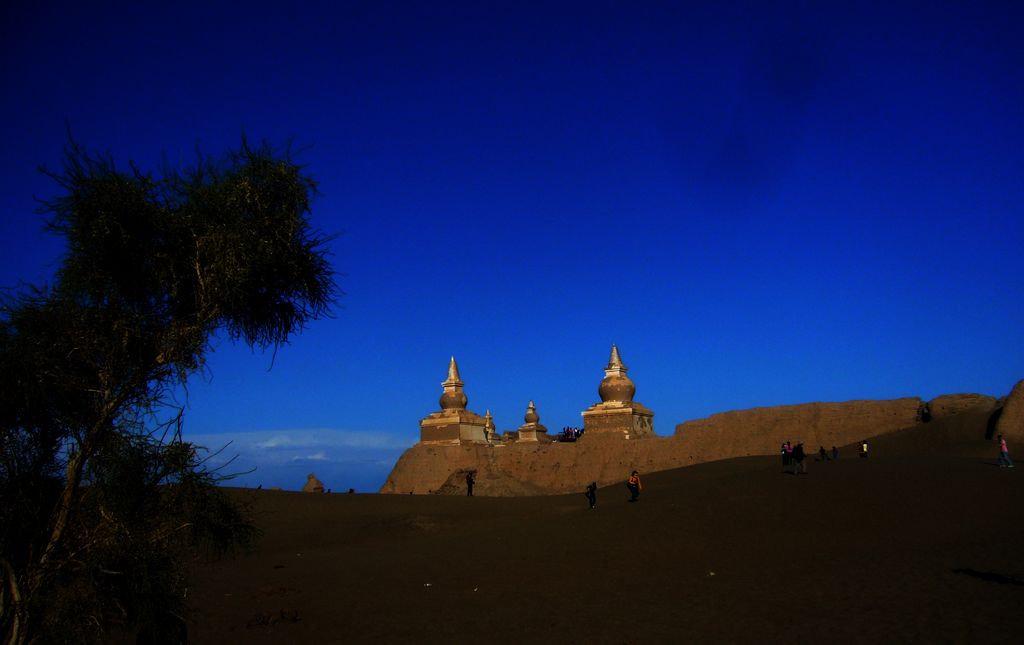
[181,427,410,491]
[291,451,328,462]
[188,428,410,452]
[183,427,409,468]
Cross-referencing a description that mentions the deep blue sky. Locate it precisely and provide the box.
[2,1,1022,491]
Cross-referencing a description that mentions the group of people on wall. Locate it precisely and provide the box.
[558,426,585,442]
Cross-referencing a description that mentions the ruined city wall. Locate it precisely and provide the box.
[927,393,998,420]
[380,436,692,496]
[995,379,1024,442]
[673,398,926,453]
[382,394,1007,496]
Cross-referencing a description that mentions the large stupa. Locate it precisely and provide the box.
[580,344,655,439]
[418,356,488,444]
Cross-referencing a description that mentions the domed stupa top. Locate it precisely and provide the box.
[524,400,539,425]
[439,356,468,411]
[598,344,636,403]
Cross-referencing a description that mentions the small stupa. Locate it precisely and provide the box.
[419,356,488,444]
[484,410,501,443]
[580,344,655,439]
[516,400,550,442]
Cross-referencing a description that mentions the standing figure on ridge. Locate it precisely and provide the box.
[585,482,598,509]
[627,470,642,502]
[466,471,476,496]
[860,440,869,458]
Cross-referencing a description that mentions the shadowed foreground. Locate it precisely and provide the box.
[188,432,1023,643]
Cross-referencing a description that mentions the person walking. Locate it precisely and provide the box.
[997,435,1015,468]
[585,482,598,509]
[859,440,869,458]
[793,442,807,475]
[627,471,642,502]
[818,446,829,462]
[466,471,476,496]
[831,445,839,461]
[783,441,794,473]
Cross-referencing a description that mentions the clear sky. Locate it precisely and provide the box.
[2,1,1022,492]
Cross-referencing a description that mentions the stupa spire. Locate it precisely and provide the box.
[439,356,468,410]
[444,355,463,387]
[607,343,626,372]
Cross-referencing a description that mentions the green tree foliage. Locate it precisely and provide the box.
[0,140,336,644]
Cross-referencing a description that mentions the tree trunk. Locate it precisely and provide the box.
[1,558,23,645]
[22,392,127,639]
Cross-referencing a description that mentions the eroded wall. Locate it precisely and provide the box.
[381,394,1007,496]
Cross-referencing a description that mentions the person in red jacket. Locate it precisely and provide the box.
[998,435,1015,468]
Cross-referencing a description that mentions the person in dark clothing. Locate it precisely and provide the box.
[585,482,597,509]
[781,442,789,472]
[831,445,839,460]
[818,446,829,462]
[626,471,642,501]
[466,471,475,496]
[793,443,807,474]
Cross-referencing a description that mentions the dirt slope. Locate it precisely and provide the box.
[188,432,1024,644]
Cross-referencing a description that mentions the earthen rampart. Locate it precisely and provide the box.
[382,397,932,495]
[381,347,1015,496]
[995,379,1024,441]
[926,393,998,420]
[673,398,925,452]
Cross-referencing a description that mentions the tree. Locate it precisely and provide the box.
[0,140,336,643]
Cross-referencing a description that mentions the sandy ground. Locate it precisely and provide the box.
[187,424,1024,644]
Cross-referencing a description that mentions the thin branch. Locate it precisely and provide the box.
[1,558,23,645]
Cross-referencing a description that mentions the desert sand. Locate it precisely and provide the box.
[187,415,1023,644]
